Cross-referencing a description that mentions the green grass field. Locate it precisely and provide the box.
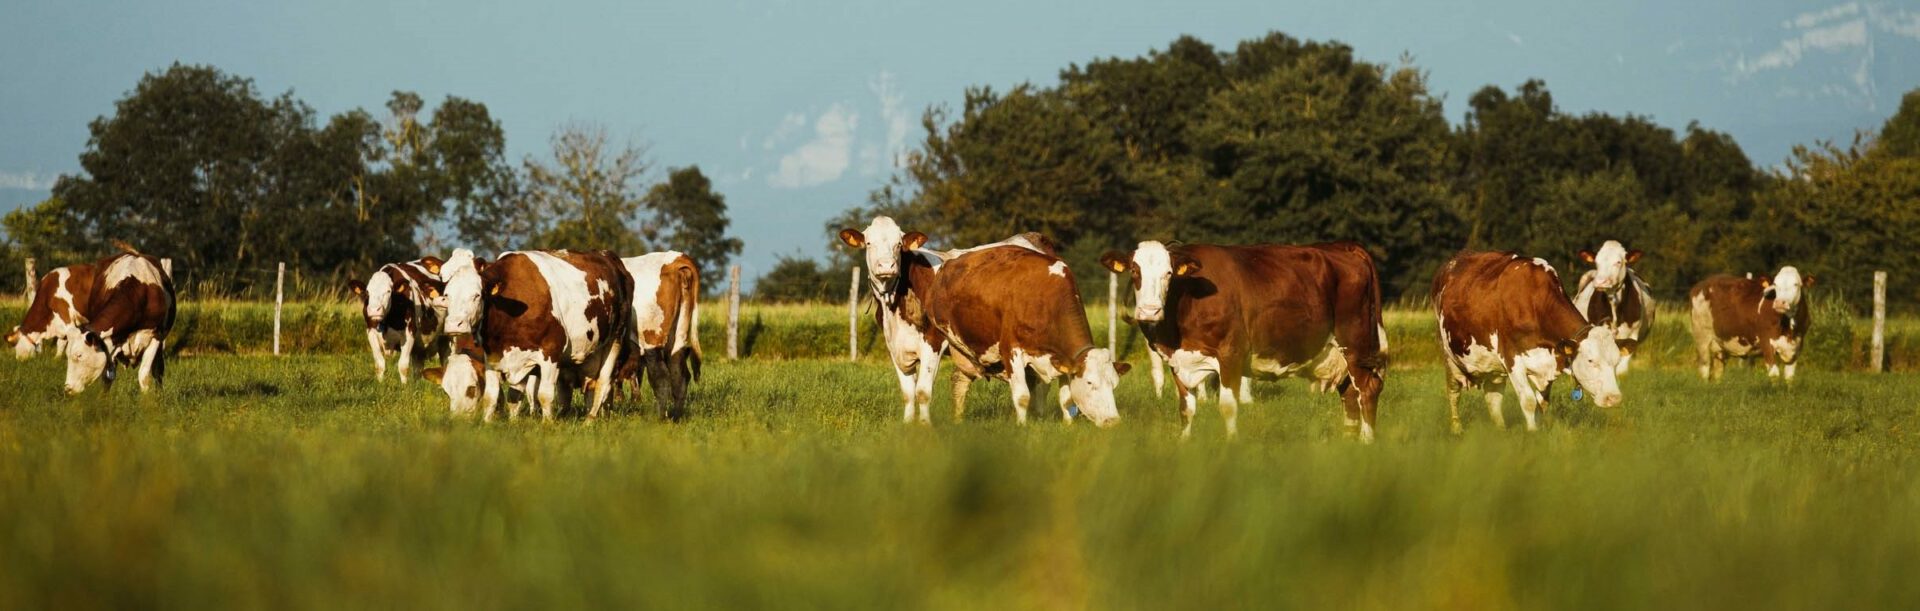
[2,350,1917,609]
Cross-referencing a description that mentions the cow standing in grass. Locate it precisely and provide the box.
[838,217,948,424]
[436,248,633,420]
[1102,241,1387,440]
[924,243,1128,427]
[1573,241,1654,375]
[62,246,176,395]
[1689,267,1812,382]
[348,257,447,383]
[1433,251,1624,432]
[613,251,704,420]
[9,263,95,360]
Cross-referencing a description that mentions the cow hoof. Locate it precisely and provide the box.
[1449,421,1464,435]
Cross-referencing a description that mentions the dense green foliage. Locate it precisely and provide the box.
[750,256,848,304]
[2,355,1918,608]
[645,166,744,294]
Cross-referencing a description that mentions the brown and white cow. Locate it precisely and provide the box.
[612,251,704,420]
[1433,251,1624,432]
[1101,241,1388,440]
[1573,241,1655,375]
[347,257,447,383]
[9,263,95,360]
[924,244,1128,427]
[435,248,633,420]
[1689,267,1812,382]
[62,249,176,395]
[839,216,948,424]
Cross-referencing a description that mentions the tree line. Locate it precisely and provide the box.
[795,32,1920,311]
[0,63,742,295]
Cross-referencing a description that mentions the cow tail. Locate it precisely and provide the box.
[678,260,703,382]
[1359,246,1388,371]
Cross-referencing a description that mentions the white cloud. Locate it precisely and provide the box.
[1787,2,1859,29]
[1873,4,1920,39]
[1506,32,1524,46]
[0,170,54,190]
[769,104,858,189]
[1735,17,1867,75]
[762,112,806,151]
[864,71,911,175]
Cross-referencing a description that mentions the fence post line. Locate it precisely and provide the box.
[848,266,860,361]
[727,264,741,360]
[273,262,285,356]
[1872,270,1887,373]
[1107,271,1117,354]
[23,257,35,303]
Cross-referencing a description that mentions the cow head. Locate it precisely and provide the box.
[422,351,489,415]
[1101,241,1200,324]
[1065,348,1131,427]
[358,268,414,325]
[1558,327,1623,408]
[9,326,36,360]
[1579,240,1641,293]
[441,249,491,335]
[61,325,115,395]
[839,217,927,302]
[1760,266,1809,315]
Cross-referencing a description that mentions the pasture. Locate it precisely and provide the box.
[3,342,1919,608]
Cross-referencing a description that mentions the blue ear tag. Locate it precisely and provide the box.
[1571,388,1585,401]
[1067,406,1081,418]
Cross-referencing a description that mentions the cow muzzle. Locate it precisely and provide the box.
[1134,306,1164,323]
[1593,391,1622,409]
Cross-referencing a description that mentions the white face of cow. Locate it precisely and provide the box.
[1101,241,1198,324]
[10,327,37,360]
[1067,348,1129,427]
[1581,240,1638,293]
[427,355,486,414]
[442,250,485,335]
[363,271,398,323]
[1768,266,1805,315]
[62,328,112,395]
[839,217,927,301]
[1565,328,1623,408]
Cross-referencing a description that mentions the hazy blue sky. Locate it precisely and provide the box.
[3,0,1917,277]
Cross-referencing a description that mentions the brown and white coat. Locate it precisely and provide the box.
[348,257,447,383]
[9,263,96,360]
[62,250,176,395]
[1573,240,1654,375]
[611,251,704,420]
[1688,267,1811,382]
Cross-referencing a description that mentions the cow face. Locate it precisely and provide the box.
[1561,327,1623,408]
[442,250,487,335]
[1764,266,1807,315]
[1579,240,1641,292]
[1101,241,1199,324]
[361,269,414,325]
[423,354,488,414]
[62,327,113,395]
[1066,348,1130,427]
[9,326,36,360]
[839,217,927,300]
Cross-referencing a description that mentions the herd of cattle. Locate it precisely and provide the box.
[5,222,1817,439]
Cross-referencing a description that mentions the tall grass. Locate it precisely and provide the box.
[0,354,1916,608]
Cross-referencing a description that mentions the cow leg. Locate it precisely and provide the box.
[1484,385,1507,430]
[1058,384,1074,423]
[1008,354,1033,425]
[1237,377,1253,405]
[537,362,562,421]
[150,340,166,391]
[1217,360,1245,438]
[588,341,622,419]
[951,374,974,422]
[1617,351,1633,376]
[647,352,680,420]
[1349,365,1382,444]
[1710,350,1726,381]
[895,366,918,423]
[136,338,162,392]
[366,328,388,381]
[1444,358,1466,434]
[913,344,939,424]
[1174,380,1198,439]
[1509,375,1542,432]
[482,371,503,422]
[397,330,418,384]
[1148,349,1166,399]
[1784,362,1797,382]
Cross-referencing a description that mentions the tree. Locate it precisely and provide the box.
[753,255,842,303]
[1878,89,1920,160]
[644,166,742,293]
[517,122,653,253]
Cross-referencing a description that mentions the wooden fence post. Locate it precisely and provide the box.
[1107,271,1117,354]
[727,264,741,360]
[273,262,285,356]
[23,258,34,303]
[1872,270,1886,373]
[848,266,860,361]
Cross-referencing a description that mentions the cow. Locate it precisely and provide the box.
[1573,241,1654,375]
[435,248,633,420]
[924,243,1128,427]
[61,247,176,395]
[1101,241,1388,440]
[611,251,704,420]
[1688,267,1812,382]
[9,263,96,360]
[347,257,447,383]
[838,216,948,424]
[1433,251,1625,433]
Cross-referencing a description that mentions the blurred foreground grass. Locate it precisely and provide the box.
[1,354,1917,609]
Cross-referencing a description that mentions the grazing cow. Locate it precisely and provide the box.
[1101,241,1388,440]
[436,248,633,420]
[838,217,948,424]
[1433,251,1625,432]
[924,244,1129,427]
[612,251,704,420]
[9,263,96,360]
[1689,267,1812,382]
[62,248,176,395]
[1573,241,1654,375]
[347,257,447,383]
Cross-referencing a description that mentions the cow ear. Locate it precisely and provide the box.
[348,280,365,296]
[1114,362,1132,376]
[423,258,443,275]
[1099,251,1130,273]
[1557,339,1580,358]
[1625,250,1643,264]
[1579,250,1595,264]
[425,285,441,299]
[394,282,408,295]
[1173,257,1202,276]
[1617,338,1640,356]
[488,283,502,296]
[1803,275,1816,287]
[474,258,490,272]
[421,367,445,384]
[839,229,866,248]
[902,231,928,251]
[1759,277,1772,290]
